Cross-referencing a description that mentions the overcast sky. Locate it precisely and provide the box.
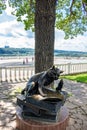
[0,7,87,52]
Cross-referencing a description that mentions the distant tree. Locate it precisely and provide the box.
[0,0,87,73]
[0,0,6,14]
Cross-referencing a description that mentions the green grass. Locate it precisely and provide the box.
[61,73,87,83]
[8,87,22,98]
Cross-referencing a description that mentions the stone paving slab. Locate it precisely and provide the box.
[63,80,87,130]
[0,80,87,130]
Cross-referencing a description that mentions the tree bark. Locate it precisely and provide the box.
[35,0,57,73]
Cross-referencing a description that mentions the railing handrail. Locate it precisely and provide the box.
[0,62,87,83]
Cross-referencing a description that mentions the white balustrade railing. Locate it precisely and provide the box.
[55,63,87,75]
[0,63,87,83]
[0,66,34,83]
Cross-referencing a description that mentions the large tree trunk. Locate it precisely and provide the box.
[35,0,56,73]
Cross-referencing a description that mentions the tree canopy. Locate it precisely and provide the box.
[0,0,6,14]
[0,0,87,73]
[0,0,87,39]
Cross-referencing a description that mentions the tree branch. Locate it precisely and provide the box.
[70,0,75,15]
[82,2,87,14]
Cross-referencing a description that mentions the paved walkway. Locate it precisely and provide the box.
[0,80,87,130]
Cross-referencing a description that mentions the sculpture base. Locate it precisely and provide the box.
[16,106,69,130]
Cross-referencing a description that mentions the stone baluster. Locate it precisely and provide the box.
[19,67,21,81]
[5,68,8,82]
[0,68,2,82]
[14,67,17,81]
[27,67,29,80]
[10,68,12,82]
[68,63,71,74]
[23,67,25,80]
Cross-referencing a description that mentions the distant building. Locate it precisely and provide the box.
[4,45,10,48]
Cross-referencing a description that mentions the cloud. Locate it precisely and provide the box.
[0,10,87,52]
[0,11,15,23]
[55,29,87,52]
[0,12,35,48]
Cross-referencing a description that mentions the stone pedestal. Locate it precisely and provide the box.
[16,106,69,130]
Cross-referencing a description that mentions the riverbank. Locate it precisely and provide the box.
[0,56,87,67]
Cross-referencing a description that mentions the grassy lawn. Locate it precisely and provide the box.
[61,73,87,83]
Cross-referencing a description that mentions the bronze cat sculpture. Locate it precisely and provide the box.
[21,65,63,97]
